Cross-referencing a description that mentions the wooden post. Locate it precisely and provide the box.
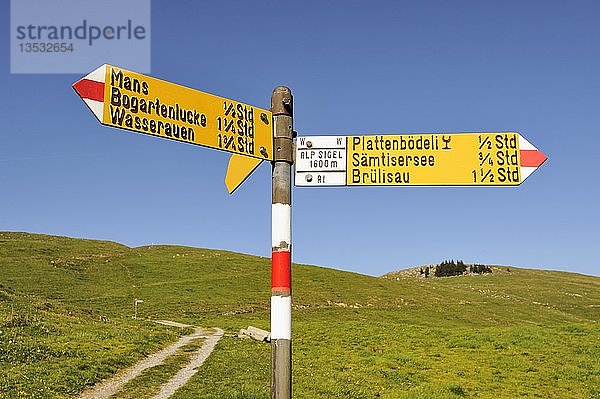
[270,86,293,399]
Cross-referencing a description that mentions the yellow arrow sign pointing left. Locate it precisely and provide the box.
[73,64,273,161]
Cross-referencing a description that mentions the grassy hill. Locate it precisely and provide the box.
[1,232,598,398]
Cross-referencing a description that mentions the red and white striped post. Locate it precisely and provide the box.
[270,86,293,399]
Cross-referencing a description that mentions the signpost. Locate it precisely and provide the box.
[295,133,547,187]
[133,299,144,319]
[270,87,294,399]
[74,66,548,399]
[73,64,273,161]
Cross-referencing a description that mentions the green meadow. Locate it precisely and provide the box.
[0,232,598,398]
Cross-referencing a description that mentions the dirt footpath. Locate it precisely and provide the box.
[77,322,223,399]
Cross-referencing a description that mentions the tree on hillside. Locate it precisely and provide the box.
[471,264,492,274]
[434,260,467,277]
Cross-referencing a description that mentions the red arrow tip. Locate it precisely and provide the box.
[520,150,547,168]
[73,79,104,102]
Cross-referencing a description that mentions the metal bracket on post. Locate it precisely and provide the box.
[270,86,293,399]
[272,88,294,165]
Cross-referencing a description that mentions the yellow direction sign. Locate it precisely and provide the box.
[73,64,273,160]
[225,154,263,194]
[295,133,547,186]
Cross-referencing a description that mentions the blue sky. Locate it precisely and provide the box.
[1,1,599,277]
